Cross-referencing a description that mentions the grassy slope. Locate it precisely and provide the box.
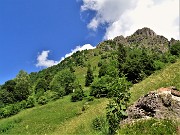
[118,59,180,135]
[1,57,180,134]
[129,59,180,104]
[0,95,108,135]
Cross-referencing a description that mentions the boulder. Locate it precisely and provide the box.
[126,87,180,121]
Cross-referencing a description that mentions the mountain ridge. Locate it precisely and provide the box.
[98,27,179,53]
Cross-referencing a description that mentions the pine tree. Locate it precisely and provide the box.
[117,44,126,77]
[85,65,94,86]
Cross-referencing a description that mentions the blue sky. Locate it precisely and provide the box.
[0,0,104,84]
[0,0,179,84]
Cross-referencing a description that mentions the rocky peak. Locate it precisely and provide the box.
[133,27,157,37]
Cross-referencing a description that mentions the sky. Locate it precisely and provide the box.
[0,0,179,84]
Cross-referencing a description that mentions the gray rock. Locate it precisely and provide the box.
[126,87,180,121]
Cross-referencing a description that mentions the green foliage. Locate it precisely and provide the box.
[170,42,180,56]
[98,63,118,78]
[43,90,59,101]
[106,77,131,135]
[38,96,48,105]
[71,84,85,102]
[0,88,15,104]
[0,103,21,118]
[153,60,165,70]
[123,48,155,83]
[34,78,48,94]
[90,76,113,97]
[92,116,107,131]
[0,80,16,104]
[26,96,35,108]
[50,69,76,96]
[14,70,31,101]
[0,118,21,133]
[119,118,178,135]
[117,44,127,77]
[85,65,94,86]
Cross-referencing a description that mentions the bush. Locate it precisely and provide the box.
[92,117,105,130]
[26,96,35,108]
[86,96,94,101]
[38,96,48,105]
[71,87,84,102]
[153,60,165,70]
[44,90,59,101]
[92,116,109,134]
[19,100,27,109]
[170,42,180,56]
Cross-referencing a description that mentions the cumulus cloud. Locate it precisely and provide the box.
[60,44,95,61]
[36,44,95,68]
[80,0,179,40]
[36,50,59,68]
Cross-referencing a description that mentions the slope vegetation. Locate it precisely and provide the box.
[1,59,180,135]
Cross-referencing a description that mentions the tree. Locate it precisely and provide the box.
[34,78,48,99]
[0,80,16,103]
[117,44,127,77]
[71,84,85,102]
[98,63,118,78]
[14,70,30,101]
[90,75,114,98]
[50,69,76,96]
[170,42,180,56]
[85,65,94,86]
[106,77,131,135]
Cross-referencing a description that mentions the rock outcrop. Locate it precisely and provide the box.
[97,27,179,53]
[126,87,180,121]
[133,27,157,37]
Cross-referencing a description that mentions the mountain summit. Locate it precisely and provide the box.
[133,27,157,37]
[98,27,179,53]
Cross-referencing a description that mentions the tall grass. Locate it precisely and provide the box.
[119,118,178,135]
[129,59,180,104]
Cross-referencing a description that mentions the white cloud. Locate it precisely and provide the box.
[36,44,95,68]
[81,0,179,40]
[36,50,59,68]
[60,44,95,61]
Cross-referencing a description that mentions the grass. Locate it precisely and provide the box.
[129,59,180,104]
[0,95,108,135]
[118,59,180,135]
[119,118,178,135]
[1,58,180,135]
[0,96,84,134]
[51,98,108,135]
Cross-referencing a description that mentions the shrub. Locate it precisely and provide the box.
[44,90,59,101]
[38,96,48,105]
[153,60,165,70]
[92,117,106,130]
[170,42,180,56]
[90,76,113,97]
[92,116,109,134]
[71,86,84,102]
[86,96,94,101]
[19,100,27,109]
[26,96,35,108]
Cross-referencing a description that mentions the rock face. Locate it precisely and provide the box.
[97,27,179,53]
[133,27,157,37]
[126,87,180,120]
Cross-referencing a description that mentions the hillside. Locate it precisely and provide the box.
[0,58,180,135]
[0,27,180,135]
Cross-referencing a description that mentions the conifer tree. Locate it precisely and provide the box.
[85,65,94,86]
